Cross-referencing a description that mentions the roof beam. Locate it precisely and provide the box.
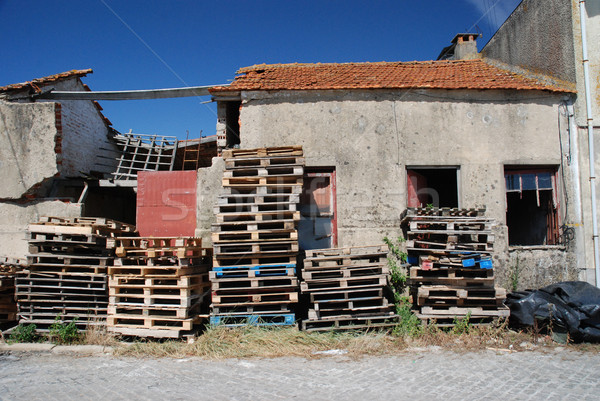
[35,85,228,100]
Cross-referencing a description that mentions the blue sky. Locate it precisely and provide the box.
[0,0,521,140]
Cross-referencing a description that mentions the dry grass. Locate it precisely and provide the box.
[81,320,120,347]
[113,326,408,359]
[111,320,571,359]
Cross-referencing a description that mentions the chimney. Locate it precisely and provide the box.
[437,33,482,60]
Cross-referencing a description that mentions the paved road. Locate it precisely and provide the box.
[0,347,598,400]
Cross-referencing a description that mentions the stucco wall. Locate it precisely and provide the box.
[196,157,225,245]
[0,200,82,260]
[228,88,581,287]
[481,0,577,84]
[0,101,60,199]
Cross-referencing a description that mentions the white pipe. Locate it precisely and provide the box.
[567,103,586,276]
[579,0,600,286]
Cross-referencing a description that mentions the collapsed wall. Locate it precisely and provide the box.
[0,71,117,260]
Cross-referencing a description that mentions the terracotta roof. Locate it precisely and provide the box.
[0,69,93,93]
[211,59,574,93]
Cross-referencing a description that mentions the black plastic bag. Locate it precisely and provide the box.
[505,281,600,343]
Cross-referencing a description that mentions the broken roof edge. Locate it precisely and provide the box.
[482,58,577,94]
[0,69,93,93]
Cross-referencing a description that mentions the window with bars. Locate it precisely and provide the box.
[505,168,559,246]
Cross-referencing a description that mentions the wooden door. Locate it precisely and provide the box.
[299,170,337,250]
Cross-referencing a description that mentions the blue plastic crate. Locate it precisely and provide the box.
[213,263,296,277]
[479,257,493,269]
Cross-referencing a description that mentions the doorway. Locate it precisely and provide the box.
[299,168,337,250]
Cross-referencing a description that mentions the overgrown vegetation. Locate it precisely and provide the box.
[7,323,39,344]
[384,235,424,337]
[48,315,81,344]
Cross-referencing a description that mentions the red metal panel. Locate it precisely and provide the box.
[137,171,197,237]
[407,170,428,208]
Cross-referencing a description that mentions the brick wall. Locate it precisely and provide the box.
[40,78,115,177]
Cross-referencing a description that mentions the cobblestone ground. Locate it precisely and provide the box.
[0,348,599,400]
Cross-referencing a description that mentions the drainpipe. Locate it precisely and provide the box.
[567,103,585,273]
[579,0,600,286]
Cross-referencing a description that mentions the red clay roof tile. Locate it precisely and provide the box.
[0,69,93,93]
[211,60,574,93]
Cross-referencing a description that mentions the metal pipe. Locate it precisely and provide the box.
[579,0,600,286]
[567,102,586,275]
[33,85,228,101]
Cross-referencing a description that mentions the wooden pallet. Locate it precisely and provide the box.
[302,265,389,280]
[109,287,208,308]
[212,229,298,244]
[220,184,304,196]
[402,207,486,218]
[217,193,300,206]
[305,245,389,258]
[417,314,505,327]
[209,313,296,327]
[212,219,297,233]
[28,232,106,247]
[211,302,293,315]
[108,304,200,319]
[17,303,107,315]
[222,176,303,187]
[211,276,298,291]
[211,290,298,304]
[223,165,304,178]
[215,210,300,224]
[214,201,298,215]
[409,266,494,280]
[27,253,111,267]
[304,254,388,269]
[16,271,107,290]
[30,217,136,236]
[18,316,106,331]
[108,265,202,278]
[211,264,295,279]
[109,237,205,259]
[308,287,386,303]
[107,315,200,331]
[301,275,388,293]
[408,219,494,232]
[309,298,393,320]
[418,305,510,317]
[109,274,209,289]
[214,241,299,256]
[301,314,398,332]
[221,146,303,159]
[213,254,297,268]
[0,312,18,322]
[224,156,305,169]
[417,286,506,307]
[406,242,493,253]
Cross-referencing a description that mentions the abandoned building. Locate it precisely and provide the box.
[0,0,598,297]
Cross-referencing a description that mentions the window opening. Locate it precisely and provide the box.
[505,168,559,245]
[407,168,459,208]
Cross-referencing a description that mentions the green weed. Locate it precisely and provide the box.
[48,315,81,344]
[7,324,39,344]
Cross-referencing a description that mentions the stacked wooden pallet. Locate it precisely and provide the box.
[402,208,509,326]
[16,217,136,331]
[106,237,211,338]
[210,146,304,327]
[300,245,397,332]
[0,259,20,325]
